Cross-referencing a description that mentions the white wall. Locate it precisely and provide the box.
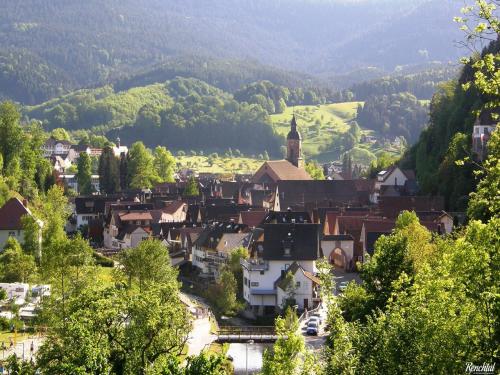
[277,270,315,310]
[243,260,316,308]
[0,230,24,250]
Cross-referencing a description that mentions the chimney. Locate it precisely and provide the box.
[22,199,28,208]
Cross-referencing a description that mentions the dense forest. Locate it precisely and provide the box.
[349,65,458,100]
[24,78,283,156]
[402,39,500,211]
[0,0,461,104]
[356,92,429,144]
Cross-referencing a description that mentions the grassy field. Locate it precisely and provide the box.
[174,101,405,174]
[176,155,264,175]
[270,102,363,157]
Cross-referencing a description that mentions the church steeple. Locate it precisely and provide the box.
[286,115,303,168]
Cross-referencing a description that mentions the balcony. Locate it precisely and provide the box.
[240,258,269,271]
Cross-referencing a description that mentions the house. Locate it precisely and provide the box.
[60,174,100,194]
[0,198,43,253]
[114,225,151,250]
[276,262,321,311]
[378,196,445,219]
[192,223,248,279]
[251,160,312,184]
[374,166,417,202]
[241,223,321,315]
[42,137,72,157]
[251,116,311,184]
[273,180,373,212]
[164,227,204,266]
[472,112,498,161]
[0,283,29,305]
[238,210,267,228]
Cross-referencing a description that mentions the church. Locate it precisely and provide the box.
[252,115,312,184]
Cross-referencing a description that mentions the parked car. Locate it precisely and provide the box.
[338,281,349,292]
[308,316,321,326]
[310,313,322,324]
[306,321,319,335]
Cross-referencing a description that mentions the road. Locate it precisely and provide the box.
[180,292,217,356]
[301,268,362,351]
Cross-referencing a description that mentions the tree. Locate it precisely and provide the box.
[51,128,71,141]
[21,214,41,260]
[76,152,93,195]
[127,142,159,189]
[0,237,37,283]
[98,145,120,194]
[119,239,174,291]
[37,238,191,375]
[468,113,500,221]
[216,269,238,314]
[153,146,176,183]
[280,271,298,309]
[305,161,325,180]
[262,307,306,375]
[360,211,434,310]
[349,121,361,143]
[183,176,199,197]
[0,102,23,175]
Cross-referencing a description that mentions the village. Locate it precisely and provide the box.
[0,114,468,338]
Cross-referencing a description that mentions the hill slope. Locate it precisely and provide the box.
[1,0,463,104]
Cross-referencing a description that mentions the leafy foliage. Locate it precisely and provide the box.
[356,92,429,144]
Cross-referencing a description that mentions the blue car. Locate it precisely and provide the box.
[306,321,319,335]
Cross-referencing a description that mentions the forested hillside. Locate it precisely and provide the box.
[402,39,500,211]
[356,92,429,144]
[0,0,462,104]
[24,78,283,156]
[349,65,458,100]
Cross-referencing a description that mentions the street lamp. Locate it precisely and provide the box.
[245,339,254,375]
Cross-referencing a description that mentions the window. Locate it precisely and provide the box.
[244,277,248,286]
[8,231,16,237]
[296,281,301,288]
[260,271,265,275]
[250,282,259,287]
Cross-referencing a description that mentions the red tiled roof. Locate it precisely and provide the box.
[163,200,186,215]
[119,211,153,221]
[239,210,267,228]
[0,198,31,230]
[252,160,312,183]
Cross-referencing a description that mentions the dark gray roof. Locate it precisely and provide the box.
[261,211,311,225]
[262,223,320,261]
[276,180,371,210]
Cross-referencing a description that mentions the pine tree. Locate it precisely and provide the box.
[98,146,120,194]
[76,152,92,194]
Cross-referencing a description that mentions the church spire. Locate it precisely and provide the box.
[286,115,303,168]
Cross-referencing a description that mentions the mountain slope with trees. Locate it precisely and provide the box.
[402,39,500,211]
[24,78,284,156]
[0,0,462,104]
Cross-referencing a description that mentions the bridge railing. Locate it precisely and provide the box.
[218,326,275,335]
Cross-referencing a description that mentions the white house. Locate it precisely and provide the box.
[42,138,72,157]
[0,283,30,305]
[241,223,321,315]
[374,166,416,202]
[276,262,321,310]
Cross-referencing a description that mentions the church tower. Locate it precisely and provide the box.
[286,115,304,168]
